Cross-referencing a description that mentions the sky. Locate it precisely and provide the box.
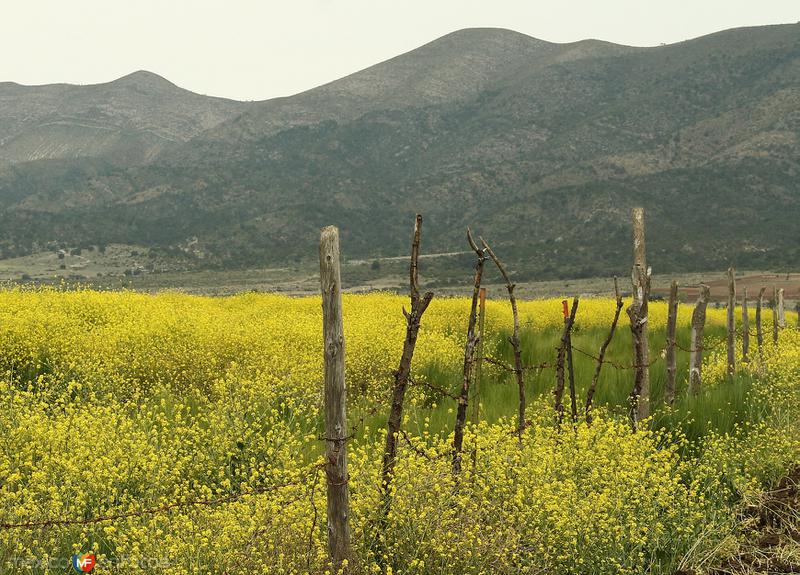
[2,0,798,101]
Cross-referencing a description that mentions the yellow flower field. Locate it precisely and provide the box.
[0,286,797,574]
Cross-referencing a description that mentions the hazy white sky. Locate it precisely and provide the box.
[2,0,797,101]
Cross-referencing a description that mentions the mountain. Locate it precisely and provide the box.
[165,28,638,163]
[0,71,248,165]
[0,24,798,278]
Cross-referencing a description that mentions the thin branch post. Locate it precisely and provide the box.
[664,279,679,405]
[555,298,579,427]
[772,287,779,344]
[741,287,749,363]
[726,267,736,379]
[380,215,434,518]
[689,284,711,395]
[471,287,487,426]
[756,286,766,357]
[481,239,527,437]
[586,277,623,421]
[452,228,486,474]
[319,226,351,570]
[566,312,578,425]
[630,208,650,420]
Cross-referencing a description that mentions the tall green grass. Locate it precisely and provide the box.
[354,318,770,449]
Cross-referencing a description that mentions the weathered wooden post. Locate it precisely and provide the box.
[452,229,486,474]
[319,226,351,570]
[772,287,779,344]
[796,301,800,329]
[630,207,650,420]
[585,277,623,422]
[566,307,578,424]
[482,238,528,438]
[778,288,786,328]
[469,287,487,471]
[741,287,750,363]
[555,298,579,427]
[381,215,434,521]
[471,287,487,426]
[726,267,736,378]
[756,286,766,356]
[627,263,650,429]
[689,284,711,394]
[665,280,679,404]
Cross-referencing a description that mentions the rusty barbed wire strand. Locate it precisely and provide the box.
[408,377,459,401]
[481,355,555,373]
[569,345,662,370]
[306,464,323,571]
[674,338,727,354]
[399,429,448,461]
[0,469,321,531]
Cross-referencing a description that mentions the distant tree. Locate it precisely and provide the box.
[371,259,381,271]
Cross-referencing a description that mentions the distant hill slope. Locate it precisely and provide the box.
[0,71,248,165]
[0,25,798,278]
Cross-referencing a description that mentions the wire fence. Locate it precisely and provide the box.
[1,301,794,540]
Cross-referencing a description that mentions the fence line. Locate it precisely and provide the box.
[0,471,320,531]
[3,296,792,533]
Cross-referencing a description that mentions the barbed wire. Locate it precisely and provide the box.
[399,429,446,461]
[569,345,660,370]
[0,472,319,531]
[481,355,555,373]
[306,465,323,571]
[408,377,459,401]
[673,338,727,354]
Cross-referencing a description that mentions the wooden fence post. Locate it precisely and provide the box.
[471,287,487,426]
[586,278,623,421]
[566,308,578,424]
[756,286,766,357]
[773,287,779,344]
[381,215,434,523]
[689,284,711,395]
[726,267,736,378]
[630,207,650,420]
[452,229,486,474]
[741,287,750,363]
[555,298,579,427]
[319,226,351,570]
[627,263,651,428]
[665,280,679,404]
[778,288,786,328]
[796,301,800,329]
[482,238,527,438]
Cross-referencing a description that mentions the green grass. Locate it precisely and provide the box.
[348,320,770,452]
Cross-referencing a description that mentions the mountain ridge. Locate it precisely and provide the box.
[0,23,798,279]
[0,70,249,165]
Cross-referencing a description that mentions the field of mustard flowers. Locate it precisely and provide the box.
[0,287,798,574]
